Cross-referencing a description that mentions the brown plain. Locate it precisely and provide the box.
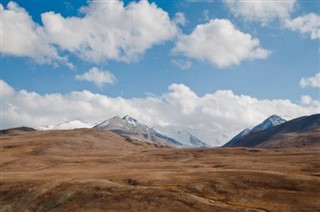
[1,129,320,211]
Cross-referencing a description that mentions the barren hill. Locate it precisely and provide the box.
[1,128,320,211]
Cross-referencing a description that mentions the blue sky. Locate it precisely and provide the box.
[1,0,319,145]
[1,0,319,100]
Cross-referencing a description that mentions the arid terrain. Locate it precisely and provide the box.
[1,128,320,211]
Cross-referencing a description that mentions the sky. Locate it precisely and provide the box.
[1,0,320,145]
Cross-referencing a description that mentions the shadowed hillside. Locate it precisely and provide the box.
[223,114,320,148]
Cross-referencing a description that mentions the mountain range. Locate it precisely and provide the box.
[223,114,320,148]
[9,113,320,149]
[94,115,183,147]
[94,115,213,148]
[152,126,210,148]
[224,115,287,147]
[35,115,210,148]
[37,120,95,130]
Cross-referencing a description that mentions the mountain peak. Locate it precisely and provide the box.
[224,115,287,147]
[268,114,285,121]
[122,115,140,127]
[123,115,137,122]
[253,115,286,132]
[95,115,183,147]
[111,116,121,120]
[223,114,320,148]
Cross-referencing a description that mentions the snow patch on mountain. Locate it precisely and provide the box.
[223,115,287,147]
[186,128,236,147]
[94,115,183,147]
[153,126,210,148]
[38,120,95,130]
[251,115,286,132]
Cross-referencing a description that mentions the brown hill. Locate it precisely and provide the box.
[0,126,36,135]
[1,128,320,211]
[223,114,320,148]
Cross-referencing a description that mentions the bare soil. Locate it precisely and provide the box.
[1,129,319,211]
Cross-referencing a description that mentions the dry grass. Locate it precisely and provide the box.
[1,129,319,211]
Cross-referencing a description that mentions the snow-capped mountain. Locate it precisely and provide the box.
[223,114,319,148]
[223,115,287,147]
[251,115,286,132]
[153,126,210,148]
[223,128,251,147]
[94,115,183,147]
[38,120,95,130]
[95,116,152,136]
[189,129,234,147]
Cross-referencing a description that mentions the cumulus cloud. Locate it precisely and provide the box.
[301,95,311,105]
[41,0,178,63]
[0,80,15,97]
[75,67,116,87]
[300,95,320,106]
[0,1,178,65]
[224,0,319,40]
[2,80,319,146]
[174,12,186,26]
[224,0,296,25]
[172,19,270,68]
[0,2,70,66]
[171,59,192,70]
[300,72,320,88]
[284,13,320,40]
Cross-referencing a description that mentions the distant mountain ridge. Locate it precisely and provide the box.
[153,126,210,148]
[225,128,251,147]
[0,127,36,135]
[223,114,320,148]
[251,115,286,132]
[29,113,320,149]
[94,115,184,147]
[35,115,209,148]
[223,115,286,147]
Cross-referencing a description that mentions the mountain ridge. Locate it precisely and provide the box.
[153,126,210,148]
[223,114,320,148]
[223,115,287,147]
[94,115,184,147]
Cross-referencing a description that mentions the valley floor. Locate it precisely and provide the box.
[1,129,320,211]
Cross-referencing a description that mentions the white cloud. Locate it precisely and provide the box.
[284,13,320,40]
[2,80,319,146]
[75,67,116,87]
[174,12,186,26]
[300,95,320,106]
[41,0,178,63]
[0,1,178,65]
[301,95,311,105]
[224,0,296,25]
[172,19,270,68]
[171,59,192,70]
[224,0,319,40]
[0,80,15,97]
[300,72,320,88]
[0,2,70,66]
